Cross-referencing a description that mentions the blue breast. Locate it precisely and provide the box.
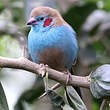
[28,25,78,71]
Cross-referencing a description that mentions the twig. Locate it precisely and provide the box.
[39,83,61,99]
[100,99,107,110]
[0,56,90,88]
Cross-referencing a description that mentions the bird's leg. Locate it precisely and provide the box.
[21,46,26,57]
[45,64,50,91]
[39,64,47,77]
[39,64,49,91]
[64,70,71,85]
[44,71,49,92]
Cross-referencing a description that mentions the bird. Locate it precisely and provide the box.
[27,6,78,81]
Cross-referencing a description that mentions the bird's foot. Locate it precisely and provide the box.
[39,64,49,91]
[64,70,71,85]
[39,64,48,77]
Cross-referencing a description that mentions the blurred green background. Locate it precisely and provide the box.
[0,0,110,110]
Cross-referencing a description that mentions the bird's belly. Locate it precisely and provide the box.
[28,26,78,71]
[38,47,67,71]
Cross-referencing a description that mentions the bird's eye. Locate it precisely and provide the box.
[40,17,44,21]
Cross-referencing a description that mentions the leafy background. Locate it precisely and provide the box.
[0,0,110,110]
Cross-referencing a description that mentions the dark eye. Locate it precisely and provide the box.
[40,17,44,21]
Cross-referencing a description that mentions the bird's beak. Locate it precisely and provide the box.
[27,17,37,25]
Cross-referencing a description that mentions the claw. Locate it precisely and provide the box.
[39,64,47,77]
[64,70,71,85]
[39,64,49,91]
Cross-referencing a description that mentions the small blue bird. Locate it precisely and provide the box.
[27,6,78,76]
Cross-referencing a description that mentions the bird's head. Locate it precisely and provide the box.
[27,6,67,32]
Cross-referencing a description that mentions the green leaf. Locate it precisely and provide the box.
[0,35,21,58]
[85,0,110,11]
[85,0,97,3]
[63,104,74,110]
[0,82,9,110]
[103,0,110,11]
[63,3,97,32]
[47,90,65,109]
[65,86,87,110]
[0,0,4,12]
[90,64,110,99]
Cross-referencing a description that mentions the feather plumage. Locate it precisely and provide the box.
[27,6,78,72]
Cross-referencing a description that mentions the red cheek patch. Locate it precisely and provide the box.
[43,18,52,27]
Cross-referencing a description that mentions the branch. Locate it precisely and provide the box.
[100,99,107,110]
[0,56,90,88]
[39,83,61,99]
